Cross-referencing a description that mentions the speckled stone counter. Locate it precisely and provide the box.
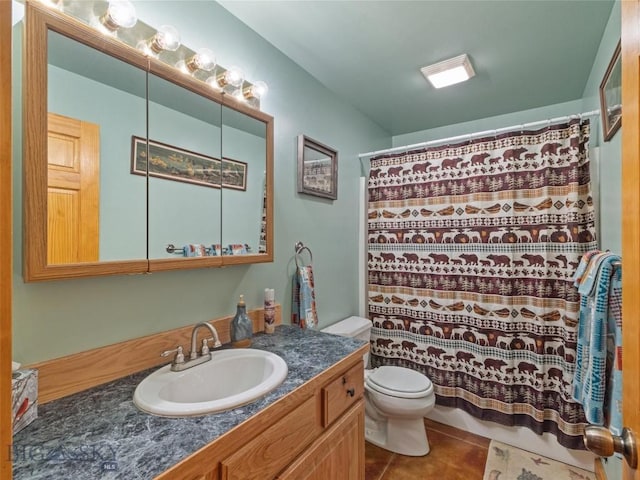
[13,325,366,480]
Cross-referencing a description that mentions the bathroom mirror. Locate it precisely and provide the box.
[23,1,273,281]
[146,70,223,271]
[221,105,268,258]
[47,31,148,265]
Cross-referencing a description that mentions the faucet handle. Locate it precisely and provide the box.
[161,345,185,365]
[201,337,221,355]
[201,338,211,355]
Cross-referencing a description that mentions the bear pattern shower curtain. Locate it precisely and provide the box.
[367,119,596,448]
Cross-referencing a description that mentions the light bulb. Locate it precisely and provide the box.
[185,48,216,73]
[217,66,245,88]
[151,25,181,53]
[100,0,137,31]
[244,81,268,100]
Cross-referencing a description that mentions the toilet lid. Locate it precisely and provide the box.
[366,366,433,399]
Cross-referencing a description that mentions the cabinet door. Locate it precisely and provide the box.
[278,400,365,480]
[221,395,322,480]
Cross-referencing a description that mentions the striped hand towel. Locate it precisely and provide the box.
[292,265,318,329]
[572,252,621,427]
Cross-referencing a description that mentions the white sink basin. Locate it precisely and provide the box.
[133,349,288,417]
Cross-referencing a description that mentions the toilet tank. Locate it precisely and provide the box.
[321,316,372,366]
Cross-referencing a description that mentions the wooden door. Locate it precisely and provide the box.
[622,1,640,479]
[47,112,100,264]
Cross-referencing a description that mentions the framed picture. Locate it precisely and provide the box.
[297,134,338,200]
[221,157,247,191]
[599,40,622,142]
[131,136,247,191]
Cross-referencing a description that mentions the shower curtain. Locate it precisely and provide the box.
[367,119,596,448]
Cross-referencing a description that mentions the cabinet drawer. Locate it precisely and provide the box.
[322,361,364,427]
[220,394,322,480]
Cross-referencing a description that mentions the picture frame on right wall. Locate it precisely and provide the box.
[600,40,622,142]
[297,135,338,200]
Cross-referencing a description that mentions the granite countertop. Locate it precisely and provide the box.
[13,325,366,480]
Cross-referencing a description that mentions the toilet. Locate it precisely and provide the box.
[321,316,435,456]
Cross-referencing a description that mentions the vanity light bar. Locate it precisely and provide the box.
[57,0,268,108]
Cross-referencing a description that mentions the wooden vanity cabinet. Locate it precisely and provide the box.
[159,351,366,480]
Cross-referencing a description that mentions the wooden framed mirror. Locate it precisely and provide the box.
[23,1,273,281]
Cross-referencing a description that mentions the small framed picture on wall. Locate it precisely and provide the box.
[600,40,622,142]
[297,135,338,200]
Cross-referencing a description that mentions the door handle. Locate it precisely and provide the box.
[583,426,638,469]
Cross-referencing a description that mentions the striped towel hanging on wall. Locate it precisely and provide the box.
[292,264,318,329]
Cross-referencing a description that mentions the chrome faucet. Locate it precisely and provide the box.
[161,321,222,372]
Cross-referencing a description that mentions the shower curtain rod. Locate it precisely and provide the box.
[358,109,600,159]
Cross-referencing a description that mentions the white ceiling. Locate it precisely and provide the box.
[219,0,615,136]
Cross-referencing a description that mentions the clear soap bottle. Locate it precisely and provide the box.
[231,295,253,347]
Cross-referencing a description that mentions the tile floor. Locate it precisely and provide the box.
[365,419,491,480]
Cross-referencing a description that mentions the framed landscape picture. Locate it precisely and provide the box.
[131,136,247,191]
[297,134,338,200]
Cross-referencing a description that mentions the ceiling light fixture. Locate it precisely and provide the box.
[420,54,475,89]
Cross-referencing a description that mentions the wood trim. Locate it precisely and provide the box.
[28,305,282,404]
[222,94,273,124]
[265,117,274,263]
[148,256,223,272]
[621,1,640,479]
[0,1,12,478]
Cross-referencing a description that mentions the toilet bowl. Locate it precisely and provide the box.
[321,316,435,456]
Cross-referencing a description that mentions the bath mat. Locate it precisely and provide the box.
[483,440,594,480]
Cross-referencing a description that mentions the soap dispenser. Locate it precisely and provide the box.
[230,295,253,347]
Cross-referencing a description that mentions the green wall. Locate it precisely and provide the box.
[12,1,390,364]
[580,0,622,254]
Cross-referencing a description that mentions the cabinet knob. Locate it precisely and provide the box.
[583,426,638,469]
[346,388,355,397]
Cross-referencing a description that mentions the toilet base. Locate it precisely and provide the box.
[365,414,430,456]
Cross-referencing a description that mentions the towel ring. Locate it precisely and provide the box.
[294,241,313,268]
